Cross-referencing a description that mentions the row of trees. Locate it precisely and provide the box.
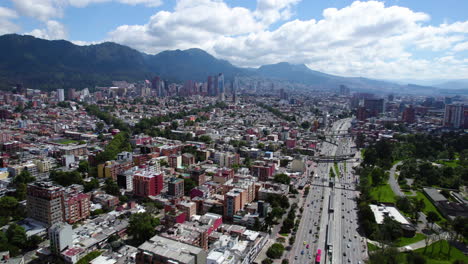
[363,133,468,171]
[257,103,296,122]
[398,159,466,189]
[133,101,227,135]
[95,132,132,164]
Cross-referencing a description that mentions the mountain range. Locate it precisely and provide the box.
[0,34,466,95]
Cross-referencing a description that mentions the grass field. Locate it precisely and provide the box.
[367,242,380,252]
[366,173,397,203]
[415,191,446,225]
[55,138,78,145]
[394,233,426,247]
[435,160,459,168]
[370,183,397,203]
[334,162,340,177]
[413,240,468,264]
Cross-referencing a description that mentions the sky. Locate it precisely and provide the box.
[0,0,468,80]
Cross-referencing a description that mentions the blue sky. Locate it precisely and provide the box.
[0,0,467,79]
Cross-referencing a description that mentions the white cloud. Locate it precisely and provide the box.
[0,7,20,35]
[28,20,67,39]
[105,0,468,79]
[108,0,264,53]
[117,0,162,7]
[453,41,468,52]
[255,0,301,25]
[11,0,163,21]
[11,0,65,21]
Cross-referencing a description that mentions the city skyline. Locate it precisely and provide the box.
[0,0,467,80]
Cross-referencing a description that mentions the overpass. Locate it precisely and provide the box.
[311,154,354,162]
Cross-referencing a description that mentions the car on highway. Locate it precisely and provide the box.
[301,250,304,255]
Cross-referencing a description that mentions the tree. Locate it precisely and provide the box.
[262,259,273,264]
[6,224,27,248]
[370,167,386,186]
[127,213,160,244]
[406,252,426,264]
[426,211,441,230]
[452,216,468,241]
[183,178,197,196]
[266,243,285,259]
[96,122,104,132]
[14,183,27,201]
[199,135,212,144]
[77,161,89,176]
[84,178,100,192]
[396,196,413,215]
[13,170,35,185]
[273,174,291,185]
[300,121,311,129]
[104,179,120,196]
[119,195,129,203]
[0,196,18,219]
[50,170,83,186]
[281,259,289,264]
[412,198,425,220]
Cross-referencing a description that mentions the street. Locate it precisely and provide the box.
[290,118,366,264]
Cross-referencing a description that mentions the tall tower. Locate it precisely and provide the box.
[217,73,224,101]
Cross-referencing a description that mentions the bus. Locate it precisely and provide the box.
[315,249,322,264]
[326,222,333,253]
[328,192,334,213]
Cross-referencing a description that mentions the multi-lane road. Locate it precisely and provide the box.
[290,118,366,264]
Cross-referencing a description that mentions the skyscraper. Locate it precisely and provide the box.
[364,98,384,116]
[207,76,214,96]
[217,73,224,101]
[444,104,464,128]
[402,105,416,123]
[57,89,65,102]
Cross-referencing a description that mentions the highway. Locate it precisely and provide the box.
[290,118,366,264]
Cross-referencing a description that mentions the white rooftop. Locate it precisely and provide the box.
[370,204,410,225]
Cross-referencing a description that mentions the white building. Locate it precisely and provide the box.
[57,89,65,102]
[49,222,73,254]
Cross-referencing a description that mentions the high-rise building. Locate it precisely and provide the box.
[364,98,384,116]
[64,193,90,224]
[49,222,73,254]
[168,178,184,198]
[250,162,275,181]
[133,170,164,197]
[217,73,224,101]
[224,190,241,220]
[339,85,350,96]
[207,76,214,96]
[356,106,368,121]
[67,89,76,100]
[402,105,416,124]
[57,89,65,102]
[444,104,464,128]
[27,182,65,226]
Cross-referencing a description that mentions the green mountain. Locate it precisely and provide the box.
[145,48,247,82]
[0,34,152,91]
